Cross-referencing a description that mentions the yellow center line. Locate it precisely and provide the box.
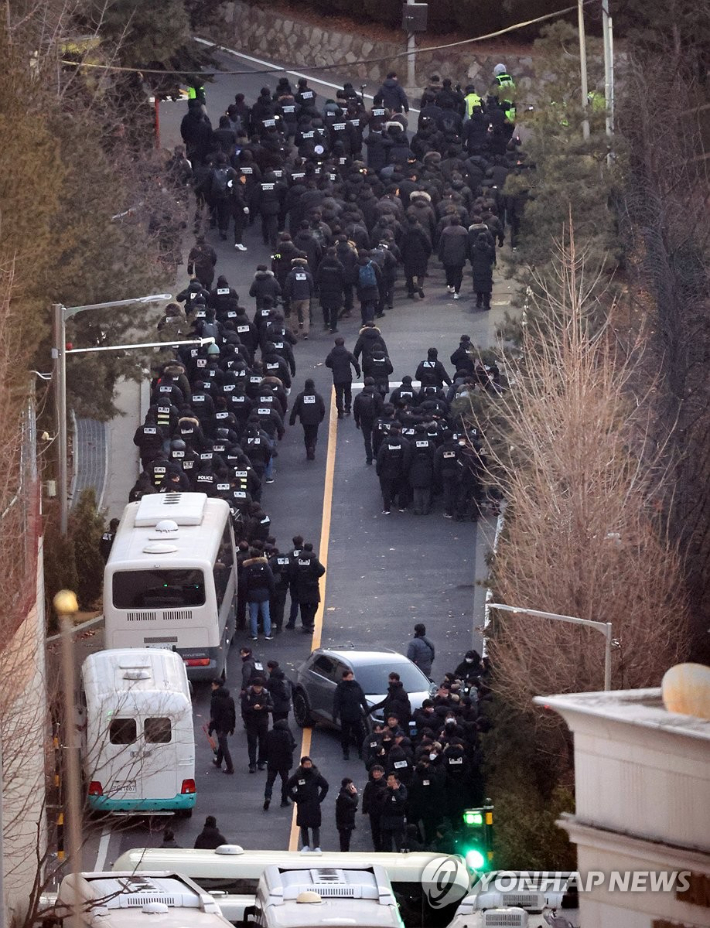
[288,386,338,851]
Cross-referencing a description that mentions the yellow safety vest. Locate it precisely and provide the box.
[495,73,515,90]
[464,92,482,117]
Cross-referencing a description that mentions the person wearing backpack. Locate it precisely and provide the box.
[209,153,238,241]
[362,347,393,399]
[353,377,384,465]
[355,251,382,325]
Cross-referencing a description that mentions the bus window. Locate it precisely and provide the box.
[110,718,136,745]
[213,526,234,610]
[194,877,259,895]
[145,717,172,743]
[113,569,206,609]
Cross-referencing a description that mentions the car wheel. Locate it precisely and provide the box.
[293,689,313,728]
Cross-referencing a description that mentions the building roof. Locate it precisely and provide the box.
[534,687,710,742]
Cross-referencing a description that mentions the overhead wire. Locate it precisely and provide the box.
[59,2,588,78]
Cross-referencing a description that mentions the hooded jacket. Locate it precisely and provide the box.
[249,269,282,307]
[209,685,236,735]
[283,261,315,302]
[353,325,388,363]
[264,718,297,768]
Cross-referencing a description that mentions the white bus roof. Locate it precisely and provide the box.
[258,866,402,928]
[108,494,229,569]
[82,649,190,711]
[113,848,472,886]
[56,871,233,928]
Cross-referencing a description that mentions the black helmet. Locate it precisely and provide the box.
[170,439,187,452]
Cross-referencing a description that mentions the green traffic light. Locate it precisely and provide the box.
[465,849,486,870]
[463,809,484,827]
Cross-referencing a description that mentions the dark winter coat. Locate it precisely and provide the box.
[294,551,326,604]
[333,678,369,722]
[286,765,329,827]
[438,223,469,267]
[336,786,359,830]
[400,223,432,277]
[266,670,292,715]
[407,436,437,490]
[353,326,388,363]
[376,435,412,480]
[370,680,412,724]
[289,389,326,426]
[315,257,346,306]
[241,686,274,725]
[380,784,408,828]
[249,271,282,308]
[209,686,236,735]
[264,719,296,769]
[415,358,452,388]
[353,388,384,427]
[471,236,495,293]
[194,823,227,849]
[408,765,445,822]
[242,556,276,603]
[283,263,315,302]
[374,78,409,113]
[325,345,361,384]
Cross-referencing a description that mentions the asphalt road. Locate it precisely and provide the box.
[92,48,517,869]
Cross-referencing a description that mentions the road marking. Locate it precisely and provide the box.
[192,36,420,114]
[94,823,112,871]
[288,386,338,852]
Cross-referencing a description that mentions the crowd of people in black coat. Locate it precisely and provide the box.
[193,634,492,855]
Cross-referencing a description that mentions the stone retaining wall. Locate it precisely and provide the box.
[212,1,538,95]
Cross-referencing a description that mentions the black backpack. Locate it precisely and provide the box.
[211,167,231,199]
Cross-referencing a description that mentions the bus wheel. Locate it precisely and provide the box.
[293,690,313,728]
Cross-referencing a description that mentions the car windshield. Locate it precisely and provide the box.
[353,662,427,694]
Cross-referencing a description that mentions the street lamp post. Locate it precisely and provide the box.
[53,590,81,883]
[487,603,614,691]
[577,0,590,140]
[51,294,171,534]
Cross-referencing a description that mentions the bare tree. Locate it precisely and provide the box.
[475,228,690,709]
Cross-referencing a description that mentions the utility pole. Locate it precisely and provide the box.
[406,0,416,90]
[601,0,614,136]
[578,0,590,140]
[51,294,172,535]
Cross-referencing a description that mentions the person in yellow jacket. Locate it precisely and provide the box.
[463,85,483,119]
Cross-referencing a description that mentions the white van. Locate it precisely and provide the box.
[52,871,233,928]
[243,865,405,928]
[112,848,472,926]
[80,649,195,816]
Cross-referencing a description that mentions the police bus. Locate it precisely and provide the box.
[103,493,236,681]
[112,847,472,927]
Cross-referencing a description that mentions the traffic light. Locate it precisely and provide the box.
[461,800,494,871]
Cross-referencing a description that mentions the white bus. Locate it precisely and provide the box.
[112,848,472,927]
[49,871,234,928]
[243,865,405,928]
[104,493,236,681]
